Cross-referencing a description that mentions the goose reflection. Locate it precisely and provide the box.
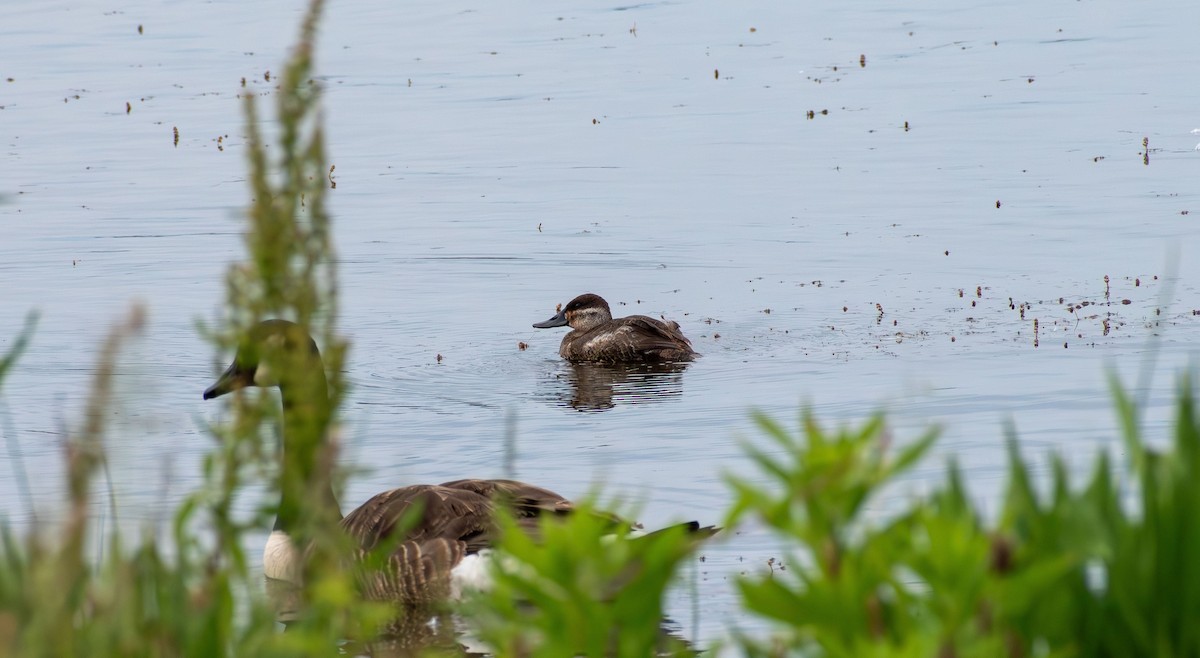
[268,576,482,656]
[338,615,700,658]
[269,558,701,658]
[544,360,692,412]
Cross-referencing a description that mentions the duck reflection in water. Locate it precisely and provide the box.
[545,360,691,412]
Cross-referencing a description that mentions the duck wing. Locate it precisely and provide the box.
[600,316,695,362]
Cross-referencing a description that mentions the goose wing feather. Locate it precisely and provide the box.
[337,479,636,602]
[437,479,579,550]
[339,483,495,553]
[338,482,509,603]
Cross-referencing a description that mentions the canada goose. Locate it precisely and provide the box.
[532,294,696,363]
[203,319,712,604]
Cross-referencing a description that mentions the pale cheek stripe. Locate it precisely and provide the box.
[253,363,275,387]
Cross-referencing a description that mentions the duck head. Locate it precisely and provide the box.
[203,319,322,400]
[533,293,614,333]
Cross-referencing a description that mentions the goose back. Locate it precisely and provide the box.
[335,479,581,604]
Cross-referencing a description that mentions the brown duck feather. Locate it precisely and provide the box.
[534,293,696,363]
[567,316,694,362]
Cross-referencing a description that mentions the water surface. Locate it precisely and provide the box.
[2,0,1199,645]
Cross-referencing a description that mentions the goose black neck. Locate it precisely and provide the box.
[273,364,342,534]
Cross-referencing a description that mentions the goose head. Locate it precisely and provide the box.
[203,319,338,534]
[203,319,323,400]
[533,293,613,333]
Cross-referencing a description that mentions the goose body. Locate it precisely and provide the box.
[204,320,705,605]
[533,293,696,363]
[256,478,572,602]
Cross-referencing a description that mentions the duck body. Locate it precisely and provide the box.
[205,320,704,606]
[533,293,696,363]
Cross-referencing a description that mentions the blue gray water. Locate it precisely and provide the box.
[2,0,1199,644]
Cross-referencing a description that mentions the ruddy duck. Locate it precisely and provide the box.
[204,320,714,603]
[532,293,697,363]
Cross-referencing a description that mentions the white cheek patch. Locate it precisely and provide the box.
[253,362,277,387]
[570,307,606,330]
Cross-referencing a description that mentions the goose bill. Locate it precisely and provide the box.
[203,361,252,400]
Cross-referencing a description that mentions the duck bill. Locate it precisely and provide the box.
[203,361,250,400]
[532,310,569,329]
